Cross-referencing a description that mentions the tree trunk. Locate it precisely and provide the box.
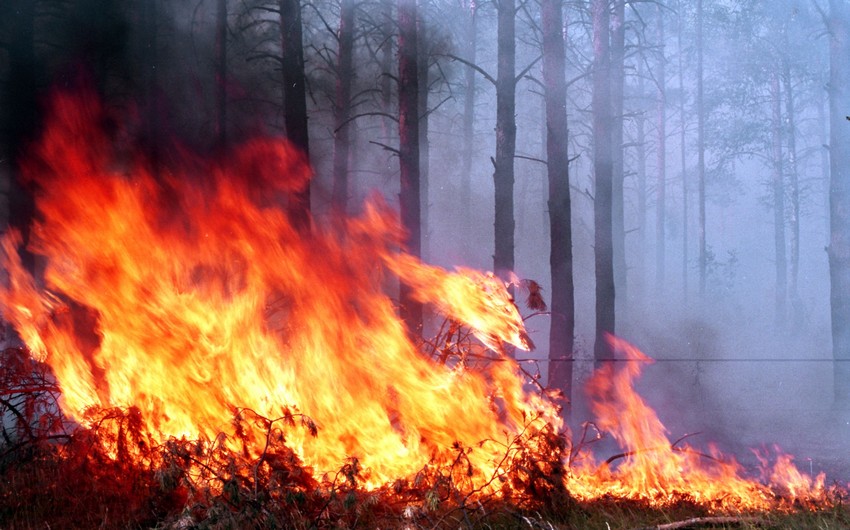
[827,0,850,405]
[332,0,355,214]
[655,4,667,292]
[771,72,787,327]
[542,0,574,415]
[678,0,689,304]
[280,0,311,229]
[461,0,477,241]
[592,0,615,362]
[781,55,802,329]
[215,0,227,153]
[493,0,516,281]
[418,12,430,261]
[635,57,648,298]
[696,0,706,297]
[398,0,423,334]
[611,0,627,318]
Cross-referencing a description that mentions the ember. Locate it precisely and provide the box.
[0,91,839,523]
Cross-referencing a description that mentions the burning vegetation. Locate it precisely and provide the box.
[0,92,845,528]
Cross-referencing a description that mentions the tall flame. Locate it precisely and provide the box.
[0,91,556,486]
[0,90,835,510]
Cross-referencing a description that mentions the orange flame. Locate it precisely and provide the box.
[0,91,836,509]
[0,91,557,487]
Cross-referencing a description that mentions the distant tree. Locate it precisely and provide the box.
[611,0,626,320]
[696,0,707,297]
[655,3,667,292]
[331,0,356,213]
[770,71,788,326]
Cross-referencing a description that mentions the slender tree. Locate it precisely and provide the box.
[825,0,850,404]
[280,0,311,228]
[593,0,615,362]
[493,0,517,280]
[655,4,667,291]
[331,0,356,213]
[771,72,787,326]
[697,0,707,297]
[542,0,574,413]
[611,0,627,317]
[398,0,423,333]
[460,0,478,240]
[678,0,689,303]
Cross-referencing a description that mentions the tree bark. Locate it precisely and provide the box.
[827,0,850,404]
[332,0,356,214]
[398,0,423,334]
[542,0,574,414]
[771,72,787,327]
[493,0,516,280]
[418,12,430,261]
[280,0,311,229]
[592,0,615,362]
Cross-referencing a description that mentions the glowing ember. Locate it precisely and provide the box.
[0,90,836,510]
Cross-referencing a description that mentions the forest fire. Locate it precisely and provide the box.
[0,92,838,519]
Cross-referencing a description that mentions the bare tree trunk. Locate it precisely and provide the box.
[611,0,626,318]
[398,0,423,334]
[696,0,706,297]
[827,0,850,404]
[678,0,688,304]
[493,0,516,281]
[542,0,574,416]
[418,12,430,261]
[592,0,615,362]
[280,0,311,229]
[771,72,787,327]
[215,0,227,153]
[781,55,802,329]
[655,4,667,292]
[635,57,648,298]
[460,0,477,238]
[332,0,355,213]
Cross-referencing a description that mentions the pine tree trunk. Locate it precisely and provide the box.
[592,0,615,362]
[611,0,627,318]
[827,0,850,404]
[771,72,787,327]
[461,0,477,241]
[280,0,311,229]
[398,0,423,334]
[493,0,516,280]
[781,55,801,329]
[418,14,430,261]
[655,4,667,292]
[332,0,355,214]
[677,0,689,304]
[696,0,706,297]
[542,0,574,414]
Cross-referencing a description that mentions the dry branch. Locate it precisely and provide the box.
[630,516,763,530]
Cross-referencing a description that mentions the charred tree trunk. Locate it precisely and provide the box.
[827,0,850,405]
[655,4,667,292]
[493,0,516,280]
[696,0,706,297]
[542,0,574,414]
[215,0,227,153]
[280,0,311,229]
[332,0,356,214]
[592,0,615,362]
[398,0,423,334]
[771,72,787,327]
[5,0,39,275]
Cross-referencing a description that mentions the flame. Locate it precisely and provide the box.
[0,91,557,487]
[0,91,836,509]
[565,335,829,510]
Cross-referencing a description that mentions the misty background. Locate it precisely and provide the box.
[0,0,847,478]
